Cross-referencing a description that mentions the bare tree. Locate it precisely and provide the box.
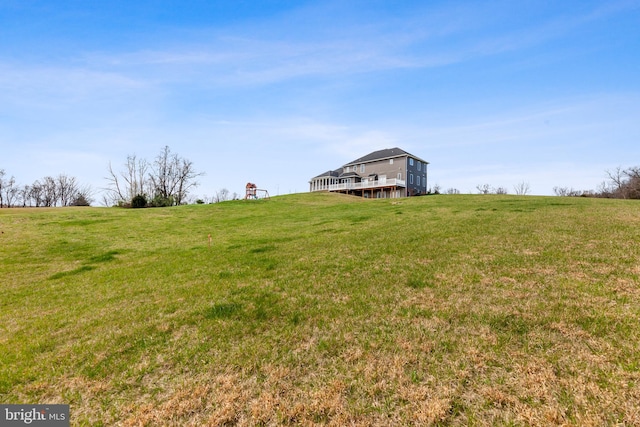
[606,167,628,198]
[0,171,90,208]
[494,186,508,195]
[100,193,113,207]
[126,155,149,200]
[623,167,640,199]
[29,181,44,207]
[149,146,175,205]
[554,186,568,197]
[553,186,585,197]
[513,181,530,195]
[56,174,79,207]
[173,156,202,205]
[105,155,149,205]
[2,175,18,207]
[445,188,460,194]
[149,146,203,206]
[476,184,491,194]
[553,186,569,197]
[0,169,5,207]
[596,181,613,198]
[215,188,230,203]
[41,176,58,207]
[105,162,126,204]
[18,185,30,207]
[601,166,640,199]
[105,146,202,207]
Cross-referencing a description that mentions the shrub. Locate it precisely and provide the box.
[149,195,173,207]
[70,195,91,206]
[131,194,147,209]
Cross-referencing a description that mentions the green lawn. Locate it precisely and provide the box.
[1,193,639,425]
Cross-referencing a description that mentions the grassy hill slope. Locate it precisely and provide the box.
[1,193,639,425]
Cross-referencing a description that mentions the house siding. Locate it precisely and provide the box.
[353,158,406,182]
[310,148,428,198]
[405,157,428,196]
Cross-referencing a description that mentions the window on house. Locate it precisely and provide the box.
[397,173,402,180]
[389,159,394,164]
[410,174,414,184]
[417,161,421,171]
[360,164,365,173]
[409,158,414,166]
[417,176,420,186]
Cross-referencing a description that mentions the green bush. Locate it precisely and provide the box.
[71,195,91,206]
[131,194,147,208]
[149,195,173,207]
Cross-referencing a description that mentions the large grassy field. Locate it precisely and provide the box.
[1,193,639,426]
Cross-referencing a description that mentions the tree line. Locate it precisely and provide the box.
[0,170,92,208]
[1,146,202,208]
[467,167,640,198]
[104,146,203,207]
[472,182,531,195]
[433,166,640,198]
[553,166,640,199]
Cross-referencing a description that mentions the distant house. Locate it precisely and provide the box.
[309,147,429,198]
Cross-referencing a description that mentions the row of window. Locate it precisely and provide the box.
[345,164,367,173]
[409,158,424,171]
[409,173,426,187]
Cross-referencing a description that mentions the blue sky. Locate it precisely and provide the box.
[1,0,639,200]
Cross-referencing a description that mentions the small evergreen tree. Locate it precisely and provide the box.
[70,194,91,206]
[131,194,147,208]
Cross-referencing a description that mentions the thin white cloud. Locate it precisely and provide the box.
[0,61,150,113]
[71,0,637,87]
[5,0,636,94]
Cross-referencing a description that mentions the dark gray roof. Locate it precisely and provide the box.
[338,171,360,178]
[310,169,341,180]
[343,147,428,166]
[311,147,428,182]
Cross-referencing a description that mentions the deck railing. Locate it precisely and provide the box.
[312,178,406,192]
